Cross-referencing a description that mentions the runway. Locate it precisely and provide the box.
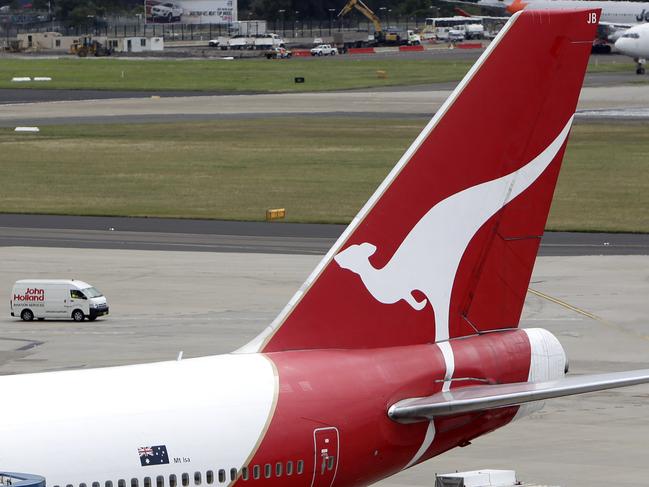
[1,214,648,255]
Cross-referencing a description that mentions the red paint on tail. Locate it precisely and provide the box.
[245,10,600,353]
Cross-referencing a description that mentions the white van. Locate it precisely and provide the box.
[10,279,109,322]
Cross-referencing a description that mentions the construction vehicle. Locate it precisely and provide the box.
[70,37,113,57]
[337,0,421,47]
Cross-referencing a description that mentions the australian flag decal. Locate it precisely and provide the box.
[138,445,170,466]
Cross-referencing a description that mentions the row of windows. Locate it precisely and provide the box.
[52,460,308,487]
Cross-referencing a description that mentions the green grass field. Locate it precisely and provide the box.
[0,56,636,92]
[1,119,647,232]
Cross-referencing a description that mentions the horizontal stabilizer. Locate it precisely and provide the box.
[388,369,649,423]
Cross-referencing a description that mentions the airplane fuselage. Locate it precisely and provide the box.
[479,0,649,24]
[0,329,563,487]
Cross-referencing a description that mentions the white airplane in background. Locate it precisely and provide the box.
[474,0,649,23]
[615,23,649,73]
[3,8,649,487]
[451,0,649,50]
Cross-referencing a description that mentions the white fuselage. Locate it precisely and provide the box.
[478,0,649,25]
[615,23,649,58]
[0,355,276,485]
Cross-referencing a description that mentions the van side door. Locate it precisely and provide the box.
[46,286,69,318]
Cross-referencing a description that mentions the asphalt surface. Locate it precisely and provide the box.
[0,70,642,105]
[1,247,648,487]
[0,214,647,256]
[2,83,649,127]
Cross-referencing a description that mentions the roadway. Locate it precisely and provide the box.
[1,214,648,256]
[1,80,648,126]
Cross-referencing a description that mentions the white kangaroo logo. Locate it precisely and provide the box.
[334,117,573,343]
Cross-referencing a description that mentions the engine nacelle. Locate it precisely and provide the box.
[514,328,568,420]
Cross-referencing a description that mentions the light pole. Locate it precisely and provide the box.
[278,9,285,36]
[328,8,335,36]
[294,10,299,38]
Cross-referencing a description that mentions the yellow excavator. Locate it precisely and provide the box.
[337,0,402,45]
[70,36,113,57]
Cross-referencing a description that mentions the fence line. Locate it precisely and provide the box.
[1,17,430,41]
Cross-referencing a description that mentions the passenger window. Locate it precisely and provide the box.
[92,482,100,487]
[181,473,189,487]
[80,483,88,487]
[67,484,74,487]
[275,463,282,477]
[106,481,113,487]
[241,467,249,481]
[168,475,176,487]
[118,480,126,487]
[252,466,260,480]
[327,456,335,470]
[264,464,271,479]
[156,476,164,487]
[144,478,151,487]
[217,470,225,483]
[131,479,139,487]
[71,289,86,299]
[229,469,237,481]
[194,472,201,485]
[297,460,304,475]
[205,471,213,484]
[286,461,293,476]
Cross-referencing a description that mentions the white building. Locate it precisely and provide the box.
[106,36,164,53]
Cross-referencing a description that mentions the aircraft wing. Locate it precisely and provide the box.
[389,369,649,423]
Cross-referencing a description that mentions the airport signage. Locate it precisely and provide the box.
[144,0,237,24]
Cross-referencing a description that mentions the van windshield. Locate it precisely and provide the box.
[82,287,103,298]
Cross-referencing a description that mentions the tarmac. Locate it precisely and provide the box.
[1,214,649,256]
[0,247,648,487]
[1,82,649,126]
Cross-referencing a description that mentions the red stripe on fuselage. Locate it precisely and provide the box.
[235,330,531,486]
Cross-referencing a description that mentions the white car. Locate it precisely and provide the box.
[310,44,338,56]
[151,2,183,22]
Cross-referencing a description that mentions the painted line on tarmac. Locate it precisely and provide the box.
[528,288,601,321]
[528,287,649,342]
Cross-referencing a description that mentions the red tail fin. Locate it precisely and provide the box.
[241,10,600,353]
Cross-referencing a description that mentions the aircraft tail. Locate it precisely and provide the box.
[241,9,600,353]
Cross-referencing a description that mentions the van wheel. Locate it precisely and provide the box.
[72,309,85,322]
[20,309,34,321]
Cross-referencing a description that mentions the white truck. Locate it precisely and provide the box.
[10,279,109,322]
[227,35,253,50]
[463,23,485,40]
[253,33,285,50]
[406,30,422,45]
[310,44,338,56]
